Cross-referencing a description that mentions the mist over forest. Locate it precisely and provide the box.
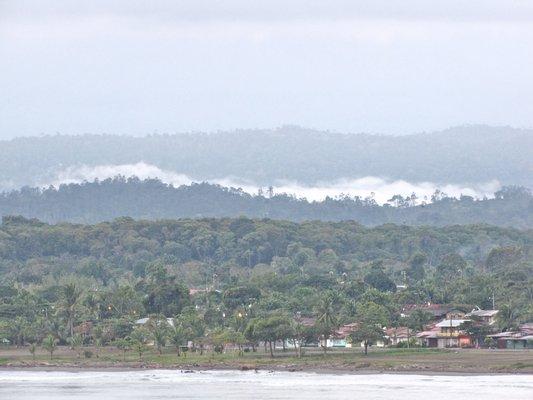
[0,125,531,193]
[1,178,531,228]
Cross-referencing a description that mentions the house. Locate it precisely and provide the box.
[434,318,471,348]
[280,316,318,349]
[385,327,411,346]
[325,323,359,347]
[416,325,440,348]
[465,308,499,326]
[418,318,472,348]
[401,303,455,321]
[488,323,533,349]
[135,317,175,327]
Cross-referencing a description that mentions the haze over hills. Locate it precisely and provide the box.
[0,125,531,197]
[1,178,531,228]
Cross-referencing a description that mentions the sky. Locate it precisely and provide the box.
[1,1,533,139]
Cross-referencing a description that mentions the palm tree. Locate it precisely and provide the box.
[42,335,57,360]
[153,328,167,355]
[69,334,83,358]
[169,322,186,357]
[29,343,37,360]
[314,294,338,355]
[114,338,132,361]
[130,327,149,361]
[149,319,168,355]
[59,283,83,340]
[497,302,521,331]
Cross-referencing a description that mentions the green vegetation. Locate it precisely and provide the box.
[0,216,530,358]
[1,126,531,190]
[1,345,532,374]
[1,180,531,227]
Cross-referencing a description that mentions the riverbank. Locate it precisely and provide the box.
[1,347,532,374]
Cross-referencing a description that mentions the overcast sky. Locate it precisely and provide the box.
[1,0,533,139]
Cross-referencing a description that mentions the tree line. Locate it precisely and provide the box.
[0,178,531,227]
[1,125,531,190]
[0,216,531,358]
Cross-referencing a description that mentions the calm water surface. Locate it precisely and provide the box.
[0,370,531,399]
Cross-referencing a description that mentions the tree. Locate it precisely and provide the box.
[364,262,396,293]
[291,315,316,358]
[243,319,261,352]
[94,337,103,359]
[69,334,83,358]
[130,327,149,361]
[436,254,467,302]
[462,319,493,348]
[314,294,339,355]
[176,308,206,353]
[58,283,83,340]
[42,334,57,360]
[148,318,169,355]
[114,338,132,361]
[29,343,36,360]
[168,323,187,357]
[8,316,28,347]
[144,280,190,317]
[404,309,432,348]
[249,315,293,357]
[210,328,246,355]
[349,301,389,355]
[486,246,523,272]
[222,286,261,311]
[497,302,522,332]
[407,253,427,282]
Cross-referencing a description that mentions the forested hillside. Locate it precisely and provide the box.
[0,125,531,190]
[1,178,531,228]
[1,216,531,286]
[0,216,531,348]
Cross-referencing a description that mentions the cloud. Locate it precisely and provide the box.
[44,162,194,188]
[42,162,501,204]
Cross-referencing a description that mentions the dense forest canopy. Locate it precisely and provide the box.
[1,178,531,228]
[0,216,531,349]
[1,216,531,286]
[0,125,531,190]
[1,127,532,349]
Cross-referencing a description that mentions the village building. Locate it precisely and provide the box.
[135,317,175,327]
[326,323,359,347]
[416,325,440,347]
[385,327,411,346]
[417,315,472,348]
[434,318,471,347]
[401,303,455,321]
[487,323,533,349]
[465,308,499,326]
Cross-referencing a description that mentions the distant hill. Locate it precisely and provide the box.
[1,178,531,228]
[0,125,531,190]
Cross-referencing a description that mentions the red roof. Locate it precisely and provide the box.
[334,322,359,338]
[385,327,410,338]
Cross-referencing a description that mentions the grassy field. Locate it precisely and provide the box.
[1,345,532,374]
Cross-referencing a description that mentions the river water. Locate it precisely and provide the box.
[0,370,531,399]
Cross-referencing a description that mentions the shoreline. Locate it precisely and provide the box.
[2,347,531,375]
[1,362,532,376]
